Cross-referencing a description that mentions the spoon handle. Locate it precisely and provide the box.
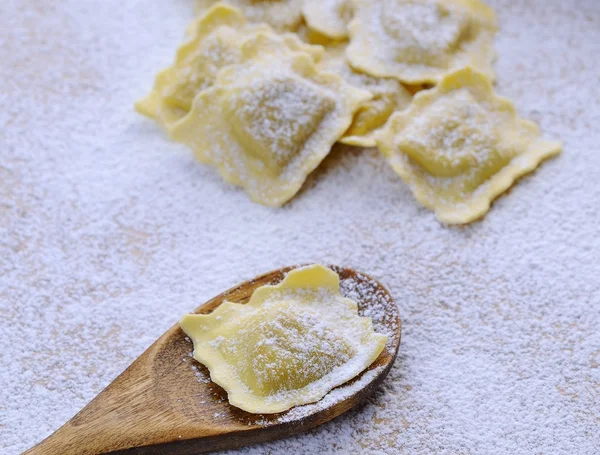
[22,368,166,454]
[22,351,223,455]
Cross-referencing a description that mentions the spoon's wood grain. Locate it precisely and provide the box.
[24,265,401,455]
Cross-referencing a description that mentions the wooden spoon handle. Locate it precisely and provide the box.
[22,354,213,455]
[22,376,161,454]
[23,425,96,455]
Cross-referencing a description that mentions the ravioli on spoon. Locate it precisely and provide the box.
[181,264,388,413]
[24,265,400,454]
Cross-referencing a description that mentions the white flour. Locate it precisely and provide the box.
[1,0,599,454]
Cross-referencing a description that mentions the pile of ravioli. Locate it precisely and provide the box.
[136,0,561,224]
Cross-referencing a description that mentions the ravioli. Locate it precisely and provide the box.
[169,34,370,206]
[135,5,254,127]
[319,43,413,147]
[303,0,354,40]
[295,22,338,47]
[195,0,304,32]
[347,0,498,84]
[135,4,321,130]
[376,67,562,224]
[180,264,387,414]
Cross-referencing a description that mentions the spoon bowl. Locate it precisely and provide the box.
[25,265,401,455]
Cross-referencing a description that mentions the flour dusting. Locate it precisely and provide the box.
[1,0,599,454]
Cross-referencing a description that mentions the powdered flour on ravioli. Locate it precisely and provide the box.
[180,265,387,414]
[230,78,335,169]
[196,0,304,32]
[347,0,498,84]
[302,0,354,40]
[135,5,322,130]
[318,43,413,147]
[135,5,262,128]
[169,33,370,206]
[376,67,562,224]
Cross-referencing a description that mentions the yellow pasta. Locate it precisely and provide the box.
[302,0,354,40]
[169,33,370,206]
[319,43,413,147]
[195,0,304,32]
[180,265,387,414]
[135,4,322,129]
[347,0,498,84]
[377,68,561,224]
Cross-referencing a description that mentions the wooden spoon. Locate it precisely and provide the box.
[24,265,401,455]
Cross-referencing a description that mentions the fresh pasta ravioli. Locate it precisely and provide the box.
[195,0,304,32]
[135,5,257,127]
[302,0,354,40]
[347,0,498,84]
[180,264,387,414]
[377,67,561,224]
[319,43,413,147]
[135,4,321,129]
[169,34,370,206]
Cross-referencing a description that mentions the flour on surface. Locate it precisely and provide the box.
[1,0,599,454]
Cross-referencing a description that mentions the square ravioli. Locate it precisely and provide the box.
[347,0,498,84]
[135,4,322,130]
[376,67,562,224]
[169,34,370,207]
[195,0,304,32]
[318,43,413,148]
[180,265,387,414]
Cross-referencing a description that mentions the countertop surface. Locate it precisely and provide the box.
[1,0,599,453]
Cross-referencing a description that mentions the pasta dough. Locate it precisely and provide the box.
[180,264,387,414]
[318,43,413,147]
[134,0,559,216]
[347,0,498,84]
[135,4,321,129]
[169,33,370,206]
[195,0,304,32]
[377,67,562,224]
[135,5,256,128]
[302,0,354,40]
